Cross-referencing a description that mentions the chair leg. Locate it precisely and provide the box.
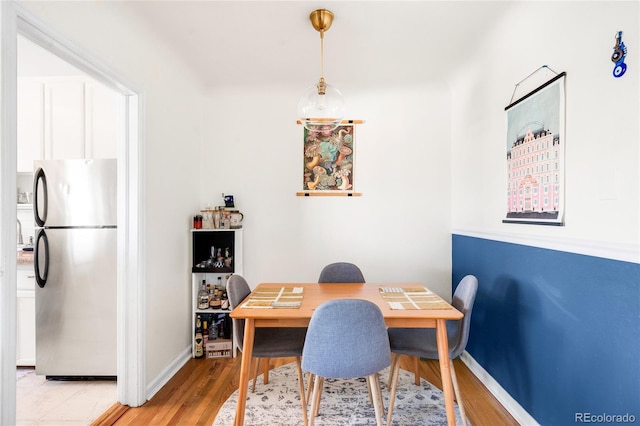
[251,357,260,393]
[263,358,270,385]
[313,377,324,417]
[387,353,399,388]
[306,373,314,405]
[450,359,468,426]
[295,357,308,426]
[386,359,401,426]
[368,373,385,426]
[308,375,323,426]
[366,373,384,411]
[413,355,420,385]
[375,372,385,413]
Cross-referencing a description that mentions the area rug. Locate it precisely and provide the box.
[213,363,468,426]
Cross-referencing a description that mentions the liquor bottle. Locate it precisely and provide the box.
[210,294,221,310]
[198,280,209,310]
[209,320,218,340]
[217,317,225,339]
[203,320,209,344]
[221,290,229,310]
[194,315,204,358]
[209,283,221,309]
[208,285,215,308]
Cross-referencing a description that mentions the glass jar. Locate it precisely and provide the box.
[193,215,203,229]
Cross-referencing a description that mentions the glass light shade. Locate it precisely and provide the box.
[297,81,345,131]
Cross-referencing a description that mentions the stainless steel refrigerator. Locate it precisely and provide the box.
[33,159,117,378]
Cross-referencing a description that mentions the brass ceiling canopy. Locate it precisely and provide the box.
[309,9,334,34]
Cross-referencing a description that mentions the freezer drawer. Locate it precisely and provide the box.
[35,227,116,377]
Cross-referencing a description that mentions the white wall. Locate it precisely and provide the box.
[11,1,637,418]
[450,1,639,250]
[19,1,205,385]
[203,83,454,296]
[25,0,615,399]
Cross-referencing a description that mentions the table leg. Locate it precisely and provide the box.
[234,318,255,426]
[436,319,456,425]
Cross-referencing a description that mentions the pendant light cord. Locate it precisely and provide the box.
[319,30,325,81]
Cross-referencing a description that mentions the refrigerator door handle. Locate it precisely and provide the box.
[33,167,48,227]
[35,229,49,288]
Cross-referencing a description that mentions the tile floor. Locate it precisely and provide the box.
[16,367,116,425]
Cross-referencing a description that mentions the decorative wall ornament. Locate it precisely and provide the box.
[297,120,364,197]
[611,31,627,78]
[504,69,566,225]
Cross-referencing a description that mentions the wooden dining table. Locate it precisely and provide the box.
[229,282,464,426]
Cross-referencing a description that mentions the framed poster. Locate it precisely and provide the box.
[503,72,566,225]
[300,123,358,195]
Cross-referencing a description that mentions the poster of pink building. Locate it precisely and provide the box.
[504,73,566,225]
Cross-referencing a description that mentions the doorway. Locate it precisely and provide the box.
[16,34,119,423]
[1,3,145,424]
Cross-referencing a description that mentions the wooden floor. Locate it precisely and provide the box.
[92,355,518,426]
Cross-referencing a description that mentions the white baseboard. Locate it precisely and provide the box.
[460,351,539,426]
[146,346,192,401]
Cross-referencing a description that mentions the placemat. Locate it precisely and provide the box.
[241,287,304,309]
[379,287,451,310]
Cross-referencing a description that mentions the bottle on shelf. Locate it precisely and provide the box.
[209,320,218,340]
[194,315,204,358]
[209,293,221,310]
[208,285,215,307]
[217,317,226,339]
[198,280,209,310]
[207,283,218,309]
[203,320,209,344]
[221,290,229,310]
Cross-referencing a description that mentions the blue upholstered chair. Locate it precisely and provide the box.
[315,262,367,380]
[307,262,367,404]
[386,275,478,426]
[302,299,391,426]
[227,275,309,426]
[317,262,366,283]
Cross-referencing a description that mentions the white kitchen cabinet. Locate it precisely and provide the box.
[44,78,85,159]
[16,266,36,366]
[84,81,120,159]
[17,76,119,172]
[17,78,44,172]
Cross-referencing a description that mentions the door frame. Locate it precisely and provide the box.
[0,2,146,423]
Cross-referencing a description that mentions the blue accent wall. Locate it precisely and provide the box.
[452,234,640,425]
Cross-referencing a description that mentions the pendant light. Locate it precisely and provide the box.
[297,9,345,132]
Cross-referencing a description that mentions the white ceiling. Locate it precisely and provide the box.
[17,1,515,90]
[121,1,514,90]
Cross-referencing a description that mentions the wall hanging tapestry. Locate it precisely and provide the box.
[297,120,363,197]
[504,70,566,225]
